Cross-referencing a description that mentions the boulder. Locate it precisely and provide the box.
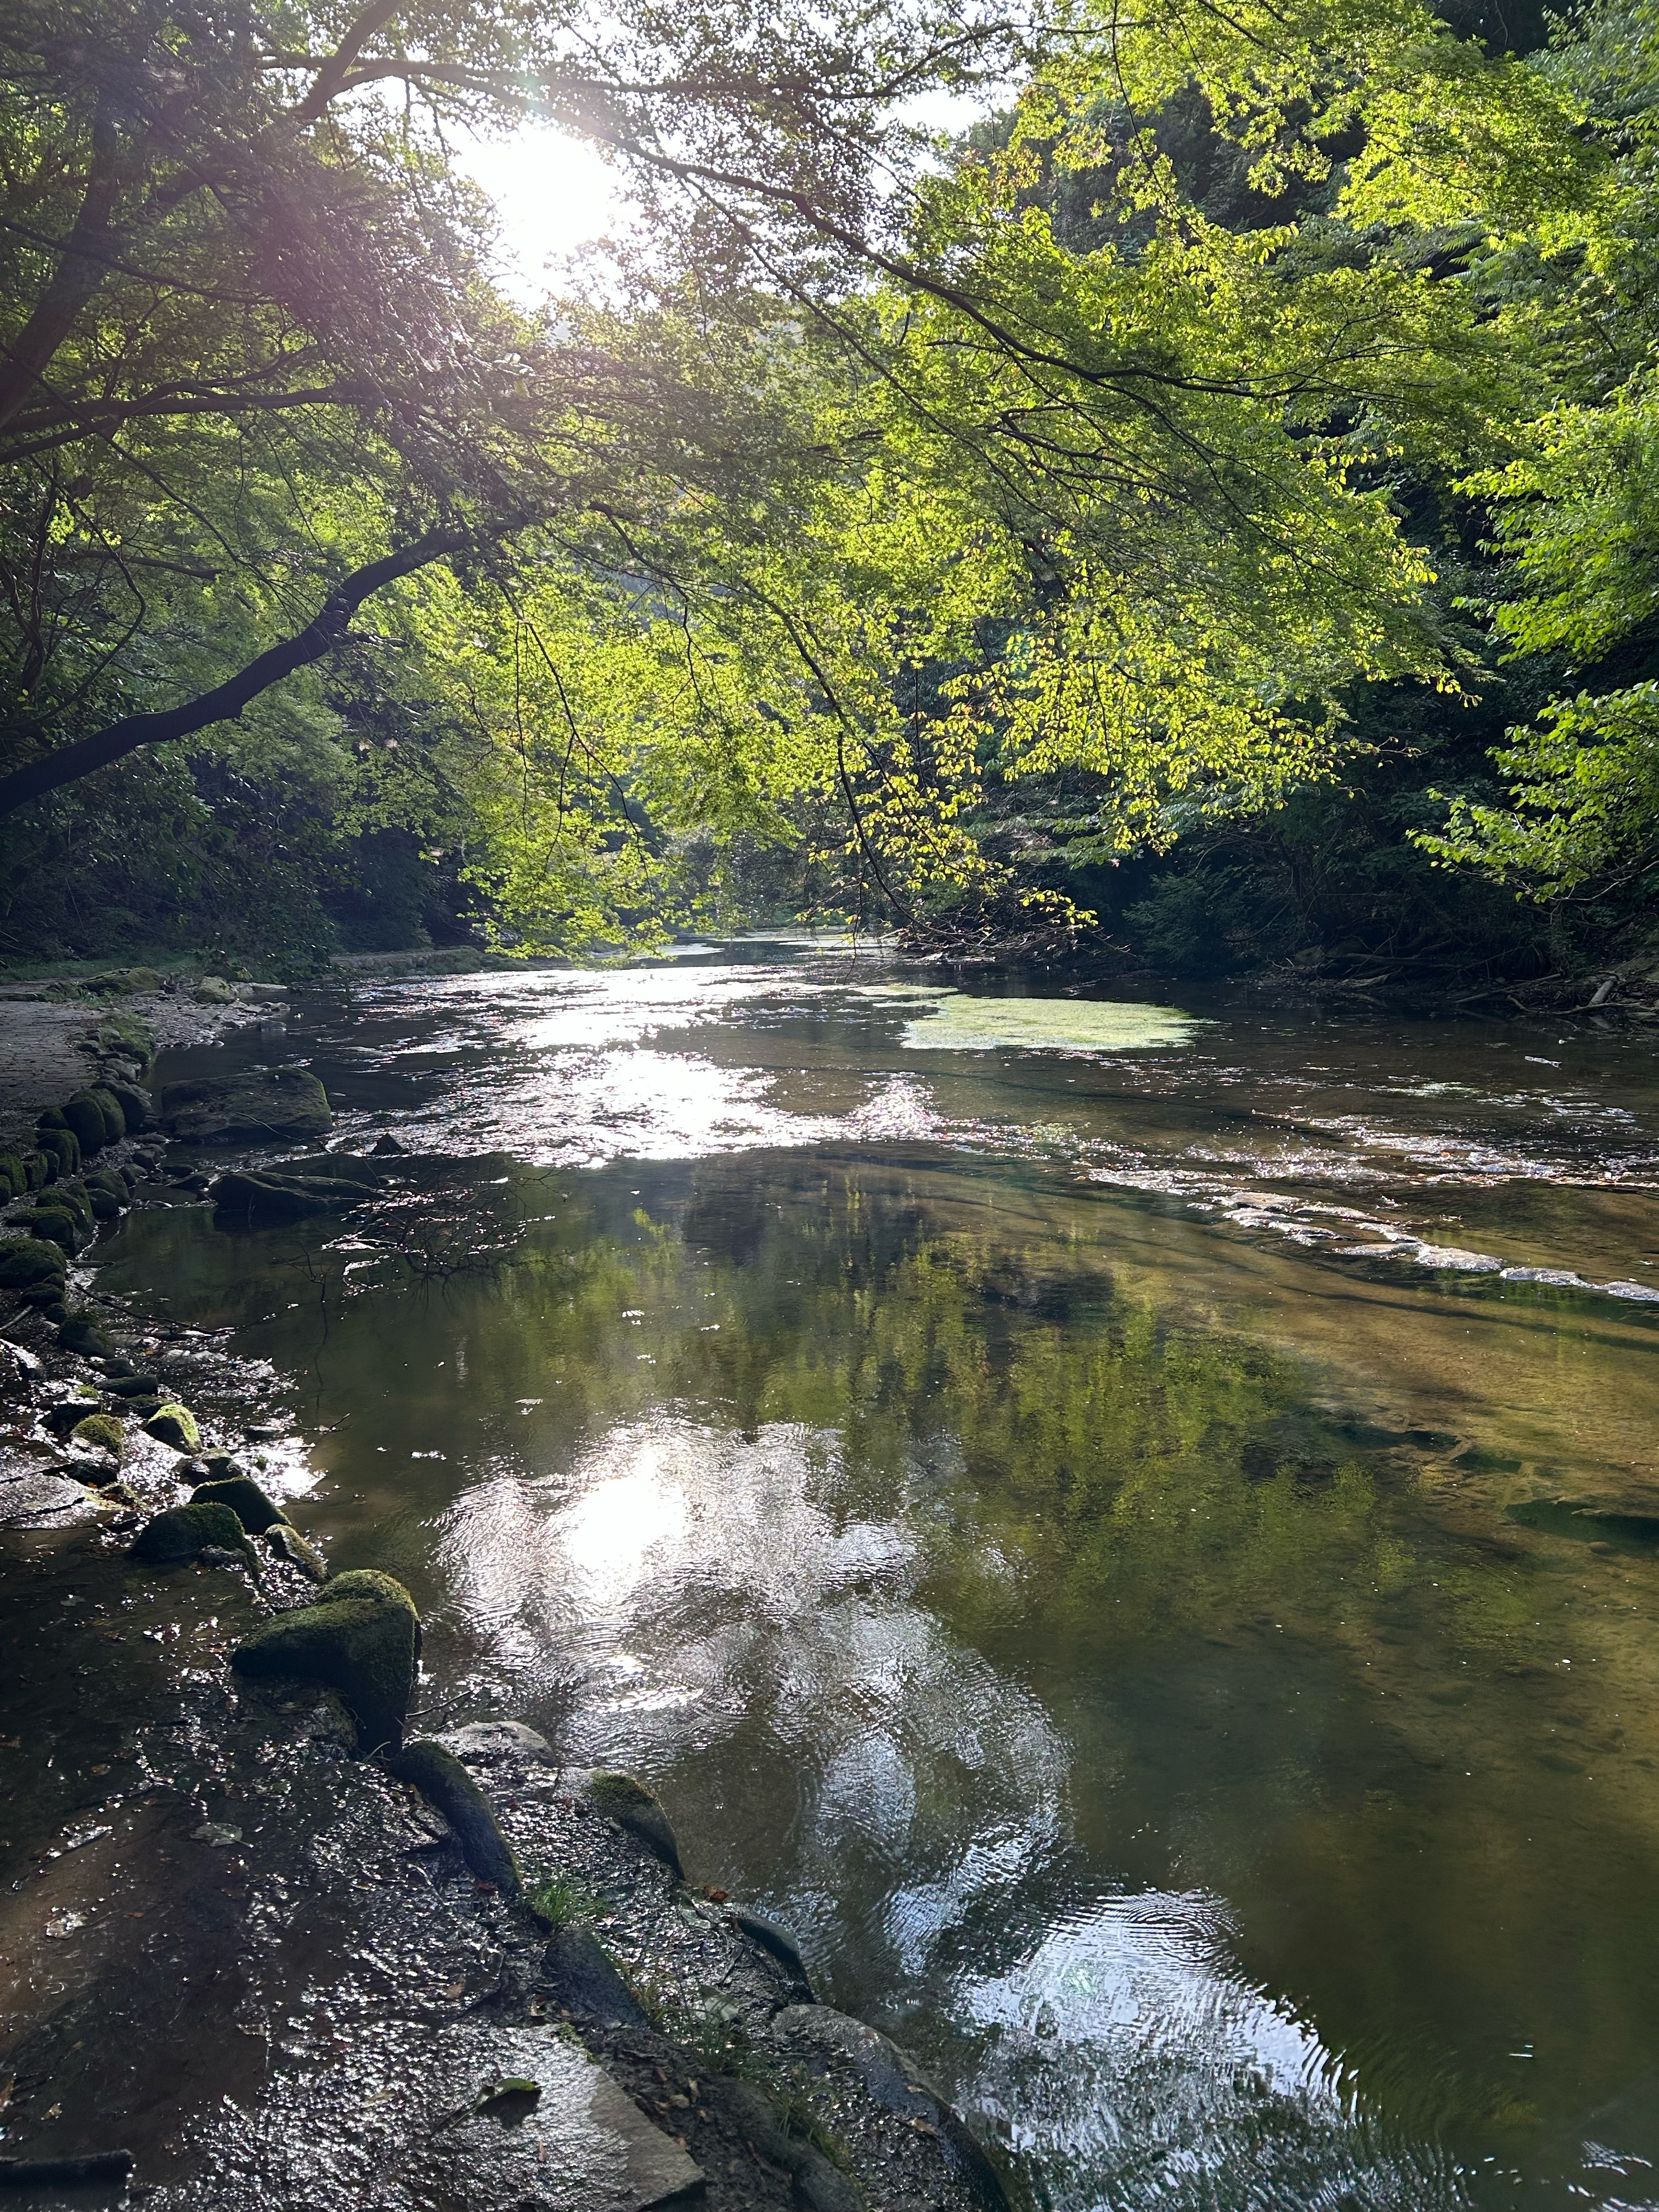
[69,1413,125,1459]
[446,1719,555,1767]
[370,1133,407,1155]
[384,1739,520,1892]
[21,1151,48,1191]
[194,974,236,1003]
[231,1567,419,1752]
[46,1180,92,1231]
[101,1079,153,1132]
[189,1474,287,1531]
[0,1152,25,1199]
[106,1372,163,1398]
[706,2079,859,2212]
[143,1401,201,1451]
[81,1170,128,1219]
[33,1127,80,1180]
[131,1501,257,1570]
[582,1771,683,1878]
[727,1904,814,1996]
[159,1068,331,1144]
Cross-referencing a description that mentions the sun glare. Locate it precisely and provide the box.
[456,125,624,301]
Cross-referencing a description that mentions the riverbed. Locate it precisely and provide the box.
[94,942,1659,2211]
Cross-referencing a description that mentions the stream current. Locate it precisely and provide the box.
[97,941,1659,2211]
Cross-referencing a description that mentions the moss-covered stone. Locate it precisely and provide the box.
[70,1413,125,1458]
[82,1170,127,1220]
[57,1316,114,1358]
[44,1396,99,1436]
[20,1204,85,1254]
[583,1771,684,1877]
[0,1240,61,1294]
[131,1501,256,1570]
[36,1107,69,1133]
[63,1091,115,1153]
[143,1401,200,1451]
[88,1087,127,1142]
[21,1150,48,1192]
[35,1127,79,1180]
[231,1568,419,1751]
[101,1080,152,1133]
[48,1180,93,1230]
[195,974,236,1003]
[0,1152,24,1200]
[190,1475,287,1532]
[385,1740,520,1891]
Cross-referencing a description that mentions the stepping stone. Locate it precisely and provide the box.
[0,1466,94,1524]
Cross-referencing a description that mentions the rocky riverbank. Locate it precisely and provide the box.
[0,1070,1015,2211]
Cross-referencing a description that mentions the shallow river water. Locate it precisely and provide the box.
[97,942,1659,2212]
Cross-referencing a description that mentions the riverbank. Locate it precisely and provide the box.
[0,1081,1013,2209]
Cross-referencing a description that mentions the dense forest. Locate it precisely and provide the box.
[2,0,1657,990]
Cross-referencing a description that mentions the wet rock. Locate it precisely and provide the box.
[446,1719,556,1767]
[194,974,236,1003]
[0,1240,66,1296]
[131,1500,257,1570]
[583,1771,684,1878]
[370,1133,407,1155]
[239,981,289,1003]
[727,1904,814,1996]
[774,2007,1009,2211]
[0,1467,95,1525]
[708,2077,860,2212]
[264,1522,329,1580]
[385,1739,520,1892]
[143,1401,201,1451]
[232,1567,419,1752]
[0,1150,25,1199]
[160,1067,330,1143]
[82,1168,129,1218]
[106,1372,163,1399]
[69,1413,125,1459]
[536,1924,649,2028]
[190,1474,288,1531]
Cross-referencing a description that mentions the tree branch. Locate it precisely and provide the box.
[0,105,127,434]
[0,529,470,817]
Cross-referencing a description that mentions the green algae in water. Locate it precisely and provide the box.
[899,994,1202,1053]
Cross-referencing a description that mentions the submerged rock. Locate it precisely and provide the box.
[446,1719,556,1767]
[131,1501,257,1570]
[232,1567,419,1751]
[210,1169,365,1221]
[159,1067,331,1144]
[582,1771,684,1878]
[727,1903,814,1996]
[385,1739,520,1892]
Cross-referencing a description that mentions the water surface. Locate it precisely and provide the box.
[98,949,1659,2210]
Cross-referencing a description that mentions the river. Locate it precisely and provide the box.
[95,940,1659,2211]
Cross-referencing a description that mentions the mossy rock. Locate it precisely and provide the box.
[48,1180,93,1231]
[131,1501,256,1570]
[231,1568,419,1752]
[0,1152,25,1200]
[385,1739,520,1892]
[583,1771,684,1877]
[88,1086,127,1141]
[101,1080,153,1133]
[82,1170,128,1220]
[21,1151,48,1192]
[143,1401,200,1451]
[70,1413,125,1459]
[20,1205,85,1254]
[195,975,236,1003]
[36,1107,69,1133]
[34,1128,80,1181]
[57,1316,114,1358]
[44,1396,99,1437]
[0,1240,63,1293]
[190,1475,288,1532]
[63,1092,116,1153]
